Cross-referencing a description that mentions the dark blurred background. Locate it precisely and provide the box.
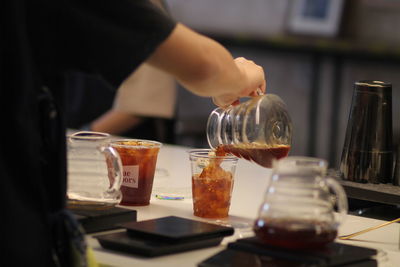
[166,0,400,170]
[66,0,400,171]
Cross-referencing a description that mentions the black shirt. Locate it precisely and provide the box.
[1,0,175,265]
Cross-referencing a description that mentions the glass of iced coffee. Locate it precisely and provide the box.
[189,149,238,219]
[111,139,161,206]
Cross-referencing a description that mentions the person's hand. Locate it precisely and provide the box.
[212,57,266,108]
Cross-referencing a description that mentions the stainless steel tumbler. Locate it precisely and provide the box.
[394,144,400,186]
[340,80,393,184]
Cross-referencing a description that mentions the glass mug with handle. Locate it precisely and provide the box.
[207,94,292,168]
[254,156,348,249]
[67,131,123,209]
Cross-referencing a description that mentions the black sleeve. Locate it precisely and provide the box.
[29,0,176,87]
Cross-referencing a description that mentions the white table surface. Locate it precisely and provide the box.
[88,144,400,267]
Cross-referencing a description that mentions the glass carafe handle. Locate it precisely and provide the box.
[256,88,264,96]
[326,177,348,225]
[101,146,123,195]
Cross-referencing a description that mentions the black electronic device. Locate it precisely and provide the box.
[71,207,137,234]
[200,237,377,267]
[121,216,234,243]
[198,247,377,267]
[95,216,234,257]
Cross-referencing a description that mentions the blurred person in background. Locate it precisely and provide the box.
[66,0,177,142]
[89,63,177,142]
[2,0,265,266]
[66,63,177,143]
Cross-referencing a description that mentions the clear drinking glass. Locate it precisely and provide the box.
[189,149,238,219]
[111,139,161,206]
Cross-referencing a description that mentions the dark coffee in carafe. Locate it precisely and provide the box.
[340,81,393,184]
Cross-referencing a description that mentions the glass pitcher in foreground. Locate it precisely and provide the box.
[254,157,348,249]
[67,131,123,209]
[207,94,292,168]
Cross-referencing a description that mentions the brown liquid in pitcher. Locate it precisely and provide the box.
[217,144,290,168]
[253,218,337,249]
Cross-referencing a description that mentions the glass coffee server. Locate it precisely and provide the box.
[254,157,348,249]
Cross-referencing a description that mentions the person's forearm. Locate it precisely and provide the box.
[147,24,242,95]
[147,23,265,106]
[91,110,142,135]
